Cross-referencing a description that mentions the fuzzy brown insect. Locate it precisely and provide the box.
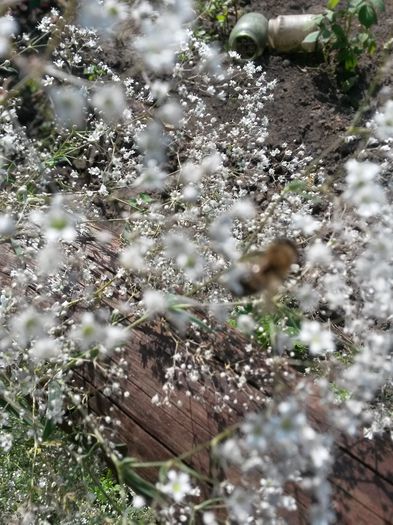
[228,238,299,297]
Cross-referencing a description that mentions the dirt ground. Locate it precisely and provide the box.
[9,0,393,180]
[240,0,393,171]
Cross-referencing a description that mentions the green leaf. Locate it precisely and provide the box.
[344,53,358,71]
[42,418,57,441]
[321,27,332,41]
[358,4,377,27]
[369,0,385,12]
[341,75,358,92]
[357,32,370,44]
[313,14,324,25]
[43,380,63,441]
[325,10,335,22]
[327,0,341,8]
[120,459,162,501]
[187,314,214,333]
[332,24,347,43]
[368,39,377,53]
[10,238,24,257]
[140,193,153,204]
[302,30,320,44]
[349,0,365,8]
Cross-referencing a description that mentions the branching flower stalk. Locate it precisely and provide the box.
[0,0,392,523]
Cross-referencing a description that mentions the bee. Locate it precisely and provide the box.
[225,238,299,297]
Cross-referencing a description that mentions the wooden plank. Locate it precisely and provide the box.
[338,435,393,485]
[1,237,393,524]
[331,446,393,523]
[304,391,393,486]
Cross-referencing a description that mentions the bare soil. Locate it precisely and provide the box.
[11,0,393,172]
[240,0,393,171]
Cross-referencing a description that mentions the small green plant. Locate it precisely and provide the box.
[230,303,308,360]
[0,413,156,523]
[84,64,107,81]
[196,0,239,39]
[304,0,385,90]
[330,382,352,402]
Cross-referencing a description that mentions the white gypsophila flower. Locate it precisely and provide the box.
[10,307,54,346]
[78,0,129,34]
[0,214,15,236]
[143,289,168,316]
[165,0,194,22]
[50,86,87,129]
[344,158,382,190]
[209,213,240,260]
[133,160,168,191]
[92,84,126,124]
[180,162,203,184]
[119,237,153,271]
[157,101,183,128]
[296,283,320,313]
[241,412,267,451]
[220,264,248,295]
[273,331,294,355]
[291,212,320,235]
[0,15,17,37]
[0,432,12,452]
[132,495,146,509]
[218,438,243,465]
[236,314,256,334]
[201,153,222,174]
[134,1,193,73]
[197,42,224,76]
[0,16,17,57]
[208,302,230,323]
[157,469,192,503]
[164,231,204,281]
[343,159,386,217]
[134,14,188,73]
[37,14,56,33]
[182,184,200,202]
[341,333,391,403]
[37,244,63,275]
[103,325,128,351]
[70,312,104,350]
[0,133,16,155]
[373,99,393,140]
[29,337,61,363]
[39,197,77,243]
[20,511,36,525]
[363,411,392,440]
[306,240,332,267]
[98,183,108,196]
[202,511,218,525]
[226,487,253,522]
[230,199,256,220]
[136,121,168,164]
[150,80,170,102]
[322,273,350,310]
[299,320,335,355]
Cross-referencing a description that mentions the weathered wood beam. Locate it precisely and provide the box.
[1,237,392,524]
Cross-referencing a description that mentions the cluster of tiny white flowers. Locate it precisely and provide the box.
[0,0,392,522]
[218,392,334,524]
[0,15,17,57]
[133,0,193,73]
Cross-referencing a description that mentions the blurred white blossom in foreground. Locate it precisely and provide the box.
[0,16,17,57]
[299,320,335,355]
